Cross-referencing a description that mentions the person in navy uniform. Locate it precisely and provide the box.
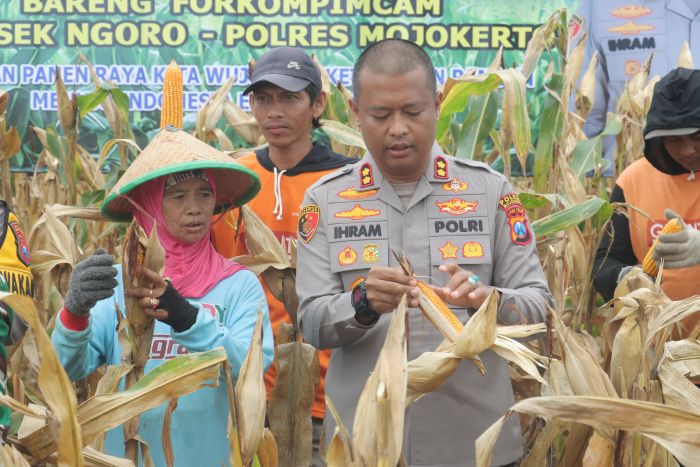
[573,0,700,164]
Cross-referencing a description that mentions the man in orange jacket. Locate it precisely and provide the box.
[211,47,353,465]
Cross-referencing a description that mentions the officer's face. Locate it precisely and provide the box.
[250,84,326,151]
[161,177,216,245]
[663,131,700,171]
[350,67,440,182]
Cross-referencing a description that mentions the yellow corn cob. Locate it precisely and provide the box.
[642,217,683,276]
[160,60,183,129]
[416,280,464,343]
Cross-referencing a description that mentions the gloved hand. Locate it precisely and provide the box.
[64,248,118,315]
[652,209,700,269]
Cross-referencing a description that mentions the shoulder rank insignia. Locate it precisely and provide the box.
[298,205,320,243]
[338,187,378,200]
[434,155,448,179]
[360,163,374,188]
[9,221,31,266]
[498,193,532,246]
[442,178,468,193]
[335,204,380,221]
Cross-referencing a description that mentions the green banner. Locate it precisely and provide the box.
[0,0,579,169]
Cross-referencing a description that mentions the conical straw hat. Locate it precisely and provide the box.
[102,126,260,221]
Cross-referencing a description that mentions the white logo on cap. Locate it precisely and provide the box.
[287,61,301,70]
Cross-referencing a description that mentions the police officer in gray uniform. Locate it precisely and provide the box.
[296,39,553,467]
[574,0,700,160]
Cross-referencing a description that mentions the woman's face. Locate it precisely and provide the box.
[663,131,700,171]
[161,177,216,244]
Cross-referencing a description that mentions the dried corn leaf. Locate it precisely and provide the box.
[93,139,141,183]
[223,101,261,145]
[237,206,289,267]
[552,310,618,398]
[677,41,693,68]
[647,297,700,346]
[255,428,278,467]
[454,290,498,357]
[326,397,356,467]
[492,335,546,384]
[82,447,135,467]
[92,364,132,452]
[22,348,226,459]
[0,443,31,467]
[478,396,700,467]
[235,206,291,304]
[161,398,178,467]
[576,51,598,119]
[353,295,407,466]
[658,359,700,415]
[495,69,531,173]
[1,293,83,466]
[0,392,47,419]
[28,205,103,242]
[235,311,266,466]
[195,78,233,140]
[582,431,614,467]
[268,323,319,467]
[662,339,700,380]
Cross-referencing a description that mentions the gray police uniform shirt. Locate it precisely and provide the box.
[296,152,553,467]
[574,0,700,159]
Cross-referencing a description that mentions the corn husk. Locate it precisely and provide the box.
[235,310,266,466]
[195,77,233,141]
[268,324,319,467]
[352,295,408,467]
[326,397,356,467]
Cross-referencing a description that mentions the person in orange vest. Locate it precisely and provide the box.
[211,47,354,465]
[593,67,700,337]
[0,200,34,441]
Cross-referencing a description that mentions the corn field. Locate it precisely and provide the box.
[0,8,699,467]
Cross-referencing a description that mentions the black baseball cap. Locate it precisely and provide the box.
[243,47,322,95]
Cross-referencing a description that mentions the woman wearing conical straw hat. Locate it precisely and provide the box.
[51,125,274,466]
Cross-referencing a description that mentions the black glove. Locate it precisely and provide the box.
[64,248,118,316]
[158,282,198,333]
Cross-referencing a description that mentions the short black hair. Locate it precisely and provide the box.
[352,38,437,101]
[305,83,323,129]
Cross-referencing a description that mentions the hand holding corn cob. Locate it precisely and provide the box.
[648,209,700,270]
[364,267,420,312]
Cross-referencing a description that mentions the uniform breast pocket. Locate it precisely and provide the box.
[329,239,390,291]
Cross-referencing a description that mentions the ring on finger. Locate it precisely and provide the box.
[150,297,158,309]
[468,275,481,286]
